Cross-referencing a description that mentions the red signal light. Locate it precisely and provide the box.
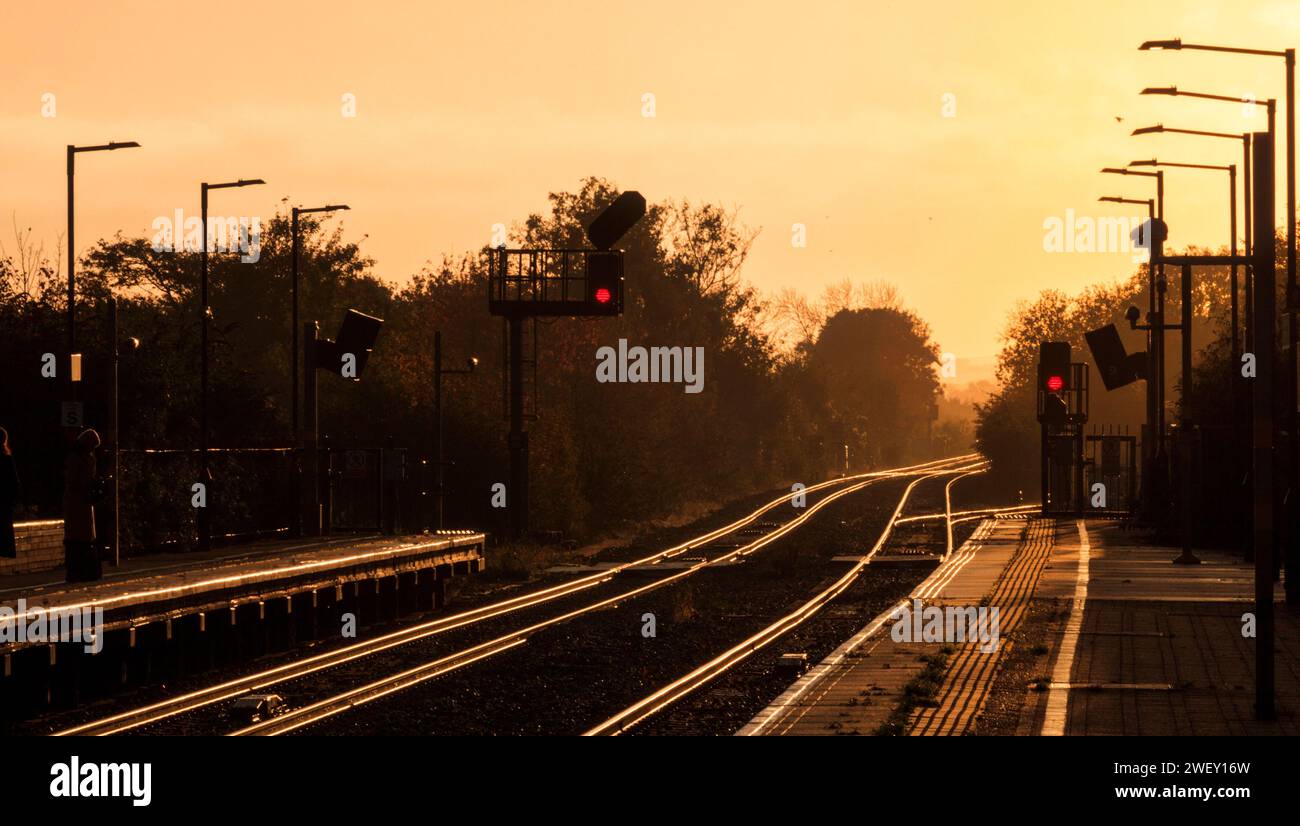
[1046,375,1064,392]
[594,287,612,304]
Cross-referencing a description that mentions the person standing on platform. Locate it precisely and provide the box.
[63,428,102,582]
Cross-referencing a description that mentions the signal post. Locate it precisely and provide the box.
[1037,342,1089,514]
[487,191,645,540]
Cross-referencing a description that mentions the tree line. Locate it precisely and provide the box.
[1,178,951,551]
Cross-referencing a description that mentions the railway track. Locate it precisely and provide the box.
[583,462,986,735]
[54,453,979,737]
[231,456,983,736]
[737,503,1045,737]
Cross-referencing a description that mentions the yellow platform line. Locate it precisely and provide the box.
[909,519,1054,735]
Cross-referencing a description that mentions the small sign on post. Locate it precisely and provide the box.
[61,401,84,428]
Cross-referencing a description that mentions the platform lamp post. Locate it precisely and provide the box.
[432,331,478,531]
[198,178,265,552]
[1131,142,1253,555]
[1139,41,1294,313]
[1139,89,1277,564]
[1137,90,1274,286]
[1130,158,1239,567]
[1102,168,1170,508]
[105,297,140,567]
[1131,158,1239,354]
[66,141,140,404]
[1099,189,1160,517]
[1134,43,1299,597]
[1100,168,1165,419]
[290,204,349,538]
[1140,132,1275,712]
[1132,126,1254,348]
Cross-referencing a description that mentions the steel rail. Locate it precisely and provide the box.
[583,462,988,736]
[235,459,984,735]
[55,454,979,736]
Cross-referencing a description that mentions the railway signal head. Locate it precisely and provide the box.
[585,251,624,315]
[1039,342,1070,394]
[580,192,643,316]
[487,190,644,319]
[1038,341,1071,425]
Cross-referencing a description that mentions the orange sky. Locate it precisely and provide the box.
[3,1,1298,378]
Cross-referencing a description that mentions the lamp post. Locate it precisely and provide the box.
[1101,168,1168,473]
[1131,159,1239,358]
[105,297,140,567]
[1138,86,1277,437]
[1139,88,1276,422]
[290,204,349,538]
[1131,150,1252,555]
[66,141,140,394]
[1139,88,1277,567]
[432,330,477,531]
[198,178,265,551]
[1126,160,1226,566]
[1138,40,1294,310]
[1141,41,1300,601]
[1132,125,1253,356]
[1100,189,1160,517]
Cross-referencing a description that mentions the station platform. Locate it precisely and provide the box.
[740,516,1296,736]
[0,531,485,659]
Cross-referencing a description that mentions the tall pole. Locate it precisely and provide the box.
[1286,50,1300,604]
[304,321,320,535]
[1227,159,1248,561]
[1251,131,1276,720]
[508,315,528,540]
[1174,262,1199,565]
[1267,99,1281,577]
[1230,165,1239,365]
[434,330,444,531]
[1145,201,1158,518]
[108,297,120,567]
[194,178,264,550]
[63,141,140,410]
[1244,135,1258,561]
[1154,171,1168,506]
[1245,135,1254,347]
[1102,190,1160,517]
[66,147,76,363]
[1287,49,1295,303]
[1229,165,1243,559]
[199,183,211,551]
[291,208,302,538]
[287,203,346,537]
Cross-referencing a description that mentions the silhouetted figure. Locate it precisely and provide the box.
[64,428,102,582]
[0,427,18,559]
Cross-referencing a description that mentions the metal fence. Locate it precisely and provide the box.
[114,445,418,555]
[116,447,295,553]
[1084,427,1137,515]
